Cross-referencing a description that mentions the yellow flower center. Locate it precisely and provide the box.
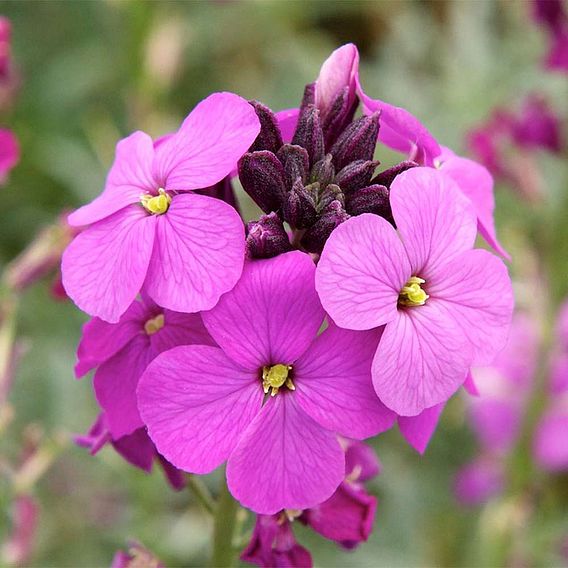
[262,364,295,397]
[141,188,171,215]
[398,276,429,307]
[144,313,165,335]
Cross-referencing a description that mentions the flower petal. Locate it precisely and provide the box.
[315,44,358,116]
[428,249,514,366]
[0,128,19,182]
[454,459,504,506]
[150,311,216,354]
[398,402,445,454]
[138,345,262,474]
[316,214,410,330]
[437,150,510,260]
[94,334,152,438]
[227,394,345,514]
[275,108,300,145]
[75,300,148,377]
[533,411,568,472]
[390,167,477,278]
[68,132,156,227]
[203,251,324,369]
[62,207,156,323]
[144,193,245,313]
[154,92,260,190]
[295,324,396,439]
[373,305,471,415]
[356,78,441,165]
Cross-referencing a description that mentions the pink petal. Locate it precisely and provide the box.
[390,167,477,278]
[94,335,152,438]
[373,305,471,416]
[344,440,381,482]
[68,132,156,227]
[316,214,410,330]
[144,193,245,313]
[295,324,396,439]
[533,411,568,471]
[154,92,260,190]
[75,300,148,377]
[203,251,324,370]
[356,77,441,165]
[398,402,445,454]
[138,345,262,474]
[150,310,216,354]
[428,249,514,366]
[469,398,521,455]
[454,458,504,506]
[275,108,300,144]
[437,150,510,260]
[227,394,345,514]
[315,44,358,116]
[62,207,157,323]
[0,128,19,182]
[463,371,479,396]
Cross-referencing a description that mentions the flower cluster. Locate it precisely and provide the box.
[62,44,513,563]
[533,0,568,72]
[455,305,568,506]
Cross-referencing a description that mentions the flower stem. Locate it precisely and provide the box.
[186,474,216,516]
[210,476,239,568]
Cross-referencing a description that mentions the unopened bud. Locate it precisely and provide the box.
[321,86,359,148]
[372,160,418,188]
[238,151,287,214]
[302,200,349,254]
[318,183,344,212]
[292,104,325,166]
[249,100,283,154]
[335,159,379,194]
[282,178,317,229]
[330,112,380,170]
[277,144,310,187]
[246,213,292,259]
[346,184,393,223]
[311,154,335,189]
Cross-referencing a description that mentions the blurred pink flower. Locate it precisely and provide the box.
[1,495,38,567]
[0,128,18,184]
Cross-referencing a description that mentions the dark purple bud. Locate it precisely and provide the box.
[330,112,380,170]
[346,184,393,223]
[372,160,418,188]
[318,183,344,212]
[299,82,316,113]
[238,151,287,214]
[277,144,310,187]
[282,178,317,229]
[311,154,335,188]
[302,200,349,254]
[335,159,380,194]
[246,213,292,259]
[292,104,325,166]
[249,100,283,154]
[321,86,359,148]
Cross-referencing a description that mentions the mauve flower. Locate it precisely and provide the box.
[75,295,214,438]
[1,495,38,567]
[0,17,11,79]
[533,0,568,72]
[138,251,395,514]
[241,514,312,568]
[0,128,19,184]
[510,95,562,152]
[75,413,185,491]
[454,458,505,506]
[316,167,514,415]
[62,92,260,323]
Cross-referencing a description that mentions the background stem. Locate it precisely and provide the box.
[210,476,239,568]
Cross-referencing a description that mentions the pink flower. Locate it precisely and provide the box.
[138,251,395,514]
[454,458,505,506]
[110,542,164,568]
[532,0,568,72]
[74,413,185,491]
[0,128,19,184]
[75,296,214,438]
[1,495,38,567]
[62,92,260,323]
[316,167,514,416]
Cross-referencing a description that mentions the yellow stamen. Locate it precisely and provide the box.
[140,188,171,215]
[262,364,294,397]
[398,276,429,307]
[144,313,165,335]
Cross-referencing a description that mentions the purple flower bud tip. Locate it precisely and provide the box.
[302,200,349,254]
[330,112,380,170]
[246,213,292,259]
[283,179,317,230]
[249,100,284,154]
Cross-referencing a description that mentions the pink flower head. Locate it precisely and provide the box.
[454,457,505,506]
[1,495,38,567]
[62,92,260,323]
[0,17,12,79]
[138,251,395,514]
[75,295,214,438]
[0,128,19,184]
[241,514,312,568]
[316,167,514,416]
[532,0,568,72]
[74,413,185,491]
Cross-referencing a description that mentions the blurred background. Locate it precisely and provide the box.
[1,1,568,566]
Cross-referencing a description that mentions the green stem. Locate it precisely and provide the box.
[210,476,239,568]
[186,474,216,516]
